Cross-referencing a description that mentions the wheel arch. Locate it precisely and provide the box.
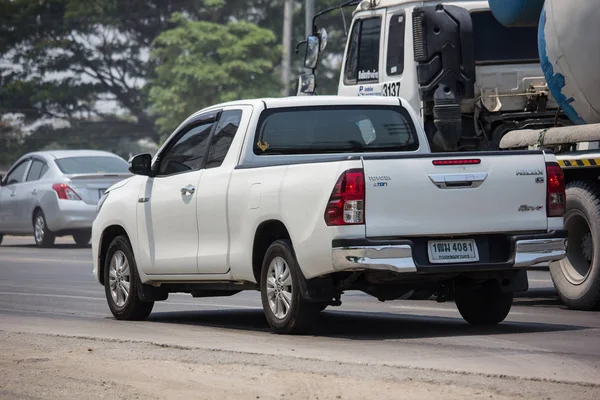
[252,219,292,284]
[98,225,131,286]
[31,206,43,226]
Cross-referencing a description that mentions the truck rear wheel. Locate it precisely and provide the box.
[550,181,600,311]
[455,280,513,326]
[260,239,319,334]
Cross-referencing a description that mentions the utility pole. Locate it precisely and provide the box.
[281,0,294,96]
[305,0,315,38]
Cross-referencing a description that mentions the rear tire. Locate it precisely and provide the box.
[104,235,154,321]
[455,280,513,326]
[260,239,319,334]
[33,210,55,248]
[73,232,91,246]
[550,181,600,310]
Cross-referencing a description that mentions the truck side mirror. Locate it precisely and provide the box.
[128,153,154,177]
[304,35,320,69]
[296,74,316,96]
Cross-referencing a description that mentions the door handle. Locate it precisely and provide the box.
[32,189,38,195]
[428,172,488,189]
[10,192,16,197]
[181,185,196,195]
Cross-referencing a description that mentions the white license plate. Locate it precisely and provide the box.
[428,239,479,264]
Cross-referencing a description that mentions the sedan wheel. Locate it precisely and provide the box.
[33,210,55,248]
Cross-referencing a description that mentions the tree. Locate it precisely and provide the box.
[0,0,235,144]
[148,13,281,135]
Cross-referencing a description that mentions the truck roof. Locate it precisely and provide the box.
[353,0,487,13]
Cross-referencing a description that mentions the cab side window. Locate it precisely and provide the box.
[5,160,30,185]
[386,12,406,76]
[26,160,49,182]
[344,17,382,84]
[157,120,215,176]
[206,110,243,169]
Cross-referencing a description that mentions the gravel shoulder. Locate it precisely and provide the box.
[1,331,599,400]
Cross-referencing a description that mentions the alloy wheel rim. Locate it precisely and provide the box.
[34,216,45,243]
[266,256,293,320]
[109,250,131,307]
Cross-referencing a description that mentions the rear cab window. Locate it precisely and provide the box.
[253,105,419,155]
[55,156,129,174]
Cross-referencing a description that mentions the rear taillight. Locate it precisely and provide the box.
[546,162,565,217]
[52,183,81,200]
[324,169,365,226]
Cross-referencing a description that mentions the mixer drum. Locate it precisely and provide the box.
[538,0,600,125]
[488,0,544,27]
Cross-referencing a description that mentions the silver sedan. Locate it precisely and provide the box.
[0,150,131,247]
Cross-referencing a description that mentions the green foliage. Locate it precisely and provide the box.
[0,0,352,158]
[149,14,281,134]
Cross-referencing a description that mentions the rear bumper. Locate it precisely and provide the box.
[45,199,97,233]
[332,230,568,274]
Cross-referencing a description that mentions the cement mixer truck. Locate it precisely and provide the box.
[296,0,600,310]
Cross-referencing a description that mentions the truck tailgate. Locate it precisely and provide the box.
[362,152,548,238]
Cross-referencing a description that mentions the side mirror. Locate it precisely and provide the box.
[304,35,320,69]
[296,74,316,96]
[128,153,154,177]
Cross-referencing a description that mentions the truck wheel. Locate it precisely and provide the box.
[33,210,55,248]
[455,280,513,326]
[104,235,154,321]
[260,239,319,334]
[549,181,600,310]
[73,232,91,246]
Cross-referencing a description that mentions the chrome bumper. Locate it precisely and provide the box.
[332,235,567,273]
[332,245,417,273]
[513,238,567,268]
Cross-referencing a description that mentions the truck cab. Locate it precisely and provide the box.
[300,0,563,152]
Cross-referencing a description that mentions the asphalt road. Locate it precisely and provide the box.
[1,236,599,392]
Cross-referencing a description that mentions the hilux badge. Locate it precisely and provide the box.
[516,169,543,176]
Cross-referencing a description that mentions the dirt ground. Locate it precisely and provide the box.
[0,331,598,400]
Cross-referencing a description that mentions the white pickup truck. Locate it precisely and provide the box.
[92,96,567,334]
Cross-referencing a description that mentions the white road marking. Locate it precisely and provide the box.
[0,291,260,309]
[0,257,88,264]
[390,304,525,316]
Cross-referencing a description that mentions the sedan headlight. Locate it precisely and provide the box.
[97,192,110,214]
